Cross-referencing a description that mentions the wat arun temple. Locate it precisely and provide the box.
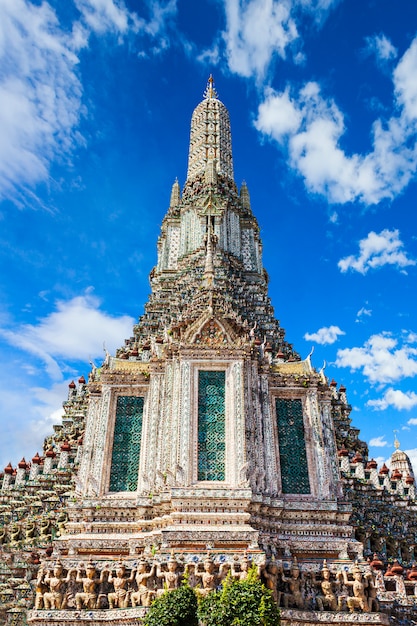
[1,78,417,626]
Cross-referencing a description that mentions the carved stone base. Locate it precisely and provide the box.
[280,610,390,626]
[27,607,147,625]
[28,608,390,626]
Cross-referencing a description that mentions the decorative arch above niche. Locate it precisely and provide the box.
[183,312,241,346]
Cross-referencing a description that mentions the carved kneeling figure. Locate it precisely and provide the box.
[43,562,65,610]
[107,564,130,609]
[131,561,156,607]
[343,565,370,613]
[316,561,342,612]
[282,559,305,610]
[75,562,101,609]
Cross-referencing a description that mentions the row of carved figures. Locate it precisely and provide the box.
[33,554,386,613]
[0,513,68,544]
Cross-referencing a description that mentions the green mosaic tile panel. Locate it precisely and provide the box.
[198,370,225,481]
[109,396,144,492]
[276,398,311,494]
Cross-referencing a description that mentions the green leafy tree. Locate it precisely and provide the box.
[143,583,198,626]
[197,566,280,626]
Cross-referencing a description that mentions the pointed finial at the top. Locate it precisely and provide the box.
[394,432,400,449]
[204,75,218,100]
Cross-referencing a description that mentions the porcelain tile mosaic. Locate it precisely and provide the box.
[198,370,225,481]
[276,398,311,495]
[109,396,144,492]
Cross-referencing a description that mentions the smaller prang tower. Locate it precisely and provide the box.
[61,77,359,565]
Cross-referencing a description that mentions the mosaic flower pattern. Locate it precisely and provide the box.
[276,398,310,494]
[109,396,144,492]
[198,371,225,481]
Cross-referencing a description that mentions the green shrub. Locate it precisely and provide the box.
[143,565,280,626]
[197,567,280,626]
[142,583,198,626]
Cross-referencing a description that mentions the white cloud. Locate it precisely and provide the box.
[74,0,177,38]
[0,375,73,467]
[294,0,341,15]
[0,0,83,204]
[407,418,417,426]
[24,385,67,450]
[367,388,417,411]
[196,44,221,66]
[0,290,134,466]
[74,0,135,35]
[145,0,177,38]
[364,34,398,62]
[405,449,417,475]
[0,293,134,380]
[356,306,372,322]
[0,0,177,206]
[338,229,415,274]
[254,36,417,205]
[369,436,388,447]
[304,325,345,345]
[336,332,417,384]
[255,86,302,137]
[220,0,340,81]
[0,366,111,464]
[222,0,299,80]
[394,37,417,121]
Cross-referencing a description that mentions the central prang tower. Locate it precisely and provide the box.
[61,77,359,566]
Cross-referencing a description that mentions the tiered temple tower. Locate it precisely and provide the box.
[1,76,415,626]
[57,77,357,566]
[4,76,413,626]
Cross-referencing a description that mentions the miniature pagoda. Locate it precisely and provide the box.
[1,78,417,626]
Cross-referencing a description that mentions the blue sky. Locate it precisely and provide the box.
[1,0,417,472]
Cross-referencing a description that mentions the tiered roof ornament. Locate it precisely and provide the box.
[203,74,218,100]
[391,435,415,480]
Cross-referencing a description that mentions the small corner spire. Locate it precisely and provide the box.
[170,178,180,208]
[240,181,251,212]
[203,203,217,292]
[204,75,218,100]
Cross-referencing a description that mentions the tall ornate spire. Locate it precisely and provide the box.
[187,76,234,183]
[130,80,298,362]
